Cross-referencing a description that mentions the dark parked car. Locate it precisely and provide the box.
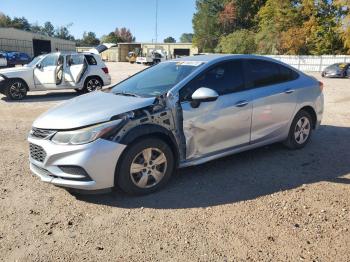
[6,51,32,67]
[322,63,350,78]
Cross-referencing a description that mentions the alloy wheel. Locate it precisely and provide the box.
[86,79,102,92]
[9,81,26,99]
[294,116,311,144]
[130,148,167,189]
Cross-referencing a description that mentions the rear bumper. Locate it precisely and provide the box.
[28,136,127,190]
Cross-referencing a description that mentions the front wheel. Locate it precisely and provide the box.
[117,138,175,195]
[284,110,313,149]
[4,79,27,100]
[84,77,102,93]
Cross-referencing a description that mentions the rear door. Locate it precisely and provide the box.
[244,59,299,144]
[64,54,87,85]
[180,59,253,159]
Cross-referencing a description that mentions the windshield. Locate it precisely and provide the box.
[111,61,203,97]
[26,55,44,67]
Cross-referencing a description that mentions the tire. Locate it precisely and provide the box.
[4,79,27,100]
[284,110,313,149]
[83,77,103,93]
[117,138,175,195]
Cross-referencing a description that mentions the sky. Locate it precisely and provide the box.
[0,0,196,42]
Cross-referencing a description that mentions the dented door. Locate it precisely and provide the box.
[180,60,252,160]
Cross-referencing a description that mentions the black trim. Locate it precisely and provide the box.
[0,74,8,94]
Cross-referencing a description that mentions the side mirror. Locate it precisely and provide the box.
[36,63,42,69]
[191,87,219,108]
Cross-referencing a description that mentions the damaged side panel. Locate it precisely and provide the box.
[110,95,187,162]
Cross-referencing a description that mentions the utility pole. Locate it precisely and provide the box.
[155,0,158,44]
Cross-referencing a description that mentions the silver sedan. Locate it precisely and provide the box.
[28,55,324,195]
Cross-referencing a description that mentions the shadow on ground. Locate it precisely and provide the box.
[1,91,79,103]
[78,125,350,209]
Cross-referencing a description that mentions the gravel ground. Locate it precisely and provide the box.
[0,62,349,261]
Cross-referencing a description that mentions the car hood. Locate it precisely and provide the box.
[33,91,156,130]
[0,66,33,75]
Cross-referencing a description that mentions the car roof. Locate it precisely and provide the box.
[172,54,282,63]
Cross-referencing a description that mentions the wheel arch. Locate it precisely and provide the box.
[298,106,317,129]
[114,124,180,186]
[6,77,30,91]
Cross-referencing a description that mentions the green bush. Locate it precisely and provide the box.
[216,30,257,54]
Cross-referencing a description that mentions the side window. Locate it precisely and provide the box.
[278,64,299,82]
[67,55,85,66]
[245,59,299,88]
[245,60,281,88]
[85,55,97,65]
[40,54,58,67]
[180,60,244,101]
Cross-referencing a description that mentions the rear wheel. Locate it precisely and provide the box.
[84,77,102,93]
[117,138,175,195]
[4,79,27,100]
[284,110,313,149]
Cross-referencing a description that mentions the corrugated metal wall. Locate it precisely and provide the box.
[267,55,350,72]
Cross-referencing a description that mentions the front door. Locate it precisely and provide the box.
[34,53,59,89]
[180,60,253,160]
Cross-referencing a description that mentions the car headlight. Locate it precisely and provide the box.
[51,120,123,145]
[0,75,5,82]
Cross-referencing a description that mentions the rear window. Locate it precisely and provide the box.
[85,55,97,65]
[246,59,299,88]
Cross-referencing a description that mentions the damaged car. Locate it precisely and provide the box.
[28,55,324,195]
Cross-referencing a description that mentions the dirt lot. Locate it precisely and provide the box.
[0,62,349,261]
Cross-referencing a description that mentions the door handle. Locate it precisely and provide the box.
[235,100,249,107]
[284,89,295,94]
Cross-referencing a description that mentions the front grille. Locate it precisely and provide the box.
[29,143,46,162]
[30,128,56,139]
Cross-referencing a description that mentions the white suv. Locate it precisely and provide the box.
[0,50,112,100]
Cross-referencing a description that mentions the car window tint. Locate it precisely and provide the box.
[180,60,244,101]
[40,54,58,67]
[85,55,97,65]
[246,60,281,88]
[278,64,299,82]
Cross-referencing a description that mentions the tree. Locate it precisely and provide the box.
[180,33,194,43]
[54,24,75,41]
[11,16,31,31]
[216,29,257,54]
[100,32,119,44]
[193,0,223,52]
[42,21,55,37]
[256,0,299,54]
[30,23,43,34]
[115,27,135,42]
[218,1,237,34]
[335,0,350,52]
[77,31,100,46]
[0,12,12,27]
[164,36,176,43]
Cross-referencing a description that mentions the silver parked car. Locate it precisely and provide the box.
[28,55,324,195]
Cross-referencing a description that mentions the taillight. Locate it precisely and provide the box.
[319,81,324,92]
[102,67,109,74]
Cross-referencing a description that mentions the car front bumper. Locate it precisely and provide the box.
[28,136,127,190]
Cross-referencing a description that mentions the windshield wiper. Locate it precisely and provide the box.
[114,92,139,97]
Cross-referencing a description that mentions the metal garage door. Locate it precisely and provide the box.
[174,48,190,57]
[33,39,51,57]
